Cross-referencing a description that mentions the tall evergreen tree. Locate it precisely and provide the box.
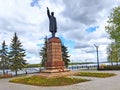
[62,44,70,68]
[105,6,120,65]
[9,33,26,76]
[0,40,9,75]
[39,36,47,67]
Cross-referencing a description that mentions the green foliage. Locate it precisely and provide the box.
[106,6,120,41]
[76,72,116,78]
[0,40,9,75]
[62,44,70,68]
[9,33,26,76]
[106,6,120,64]
[9,76,89,86]
[100,65,120,70]
[107,43,119,65]
[39,36,47,67]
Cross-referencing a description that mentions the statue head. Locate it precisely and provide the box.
[51,12,54,16]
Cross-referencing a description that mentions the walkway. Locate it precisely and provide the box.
[0,70,120,90]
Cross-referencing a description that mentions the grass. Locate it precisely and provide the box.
[9,76,89,86]
[75,72,116,78]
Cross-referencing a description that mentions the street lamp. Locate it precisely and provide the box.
[94,44,99,70]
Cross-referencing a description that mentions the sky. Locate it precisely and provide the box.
[0,0,120,64]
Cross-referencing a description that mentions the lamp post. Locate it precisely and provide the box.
[94,44,99,70]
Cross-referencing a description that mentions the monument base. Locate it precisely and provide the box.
[35,71,77,78]
[42,67,70,73]
[44,37,70,73]
[37,37,71,78]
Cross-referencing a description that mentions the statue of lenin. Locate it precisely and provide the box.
[47,7,57,38]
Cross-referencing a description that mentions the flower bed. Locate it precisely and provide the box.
[0,74,13,79]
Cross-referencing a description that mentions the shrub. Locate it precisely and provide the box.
[100,65,120,70]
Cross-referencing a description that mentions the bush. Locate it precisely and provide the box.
[100,65,120,70]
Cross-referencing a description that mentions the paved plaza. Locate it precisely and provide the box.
[0,70,120,90]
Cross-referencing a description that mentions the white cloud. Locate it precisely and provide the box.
[25,56,41,64]
[0,0,120,64]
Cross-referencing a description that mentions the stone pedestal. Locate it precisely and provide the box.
[43,37,69,73]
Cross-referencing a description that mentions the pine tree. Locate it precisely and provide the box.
[0,40,9,75]
[9,33,26,76]
[62,44,70,68]
[39,36,47,67]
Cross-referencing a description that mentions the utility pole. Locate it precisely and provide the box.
[94,44,99,70]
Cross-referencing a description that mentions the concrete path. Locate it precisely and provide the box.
[0,70,120,90]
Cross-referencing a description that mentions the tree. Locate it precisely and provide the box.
[39,36,47,67]
[107,42,119,65]
[105,6,120,64]
[0,40,9,75]
[9,33,26,76]
[62,44,70,68]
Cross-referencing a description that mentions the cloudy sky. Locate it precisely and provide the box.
[0,0,120,64]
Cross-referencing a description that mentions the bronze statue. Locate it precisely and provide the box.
[47,7,57,37]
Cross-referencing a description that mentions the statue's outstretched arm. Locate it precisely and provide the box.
[47,7,50,18]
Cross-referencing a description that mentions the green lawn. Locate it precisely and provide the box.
[9,76,89,86]
[75,72,116,78]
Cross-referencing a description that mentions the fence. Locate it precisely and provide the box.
[68,65,97,70]
[0,65,98,76]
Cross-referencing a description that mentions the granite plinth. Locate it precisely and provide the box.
[45,37,65,69]
[43,37,70,73]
